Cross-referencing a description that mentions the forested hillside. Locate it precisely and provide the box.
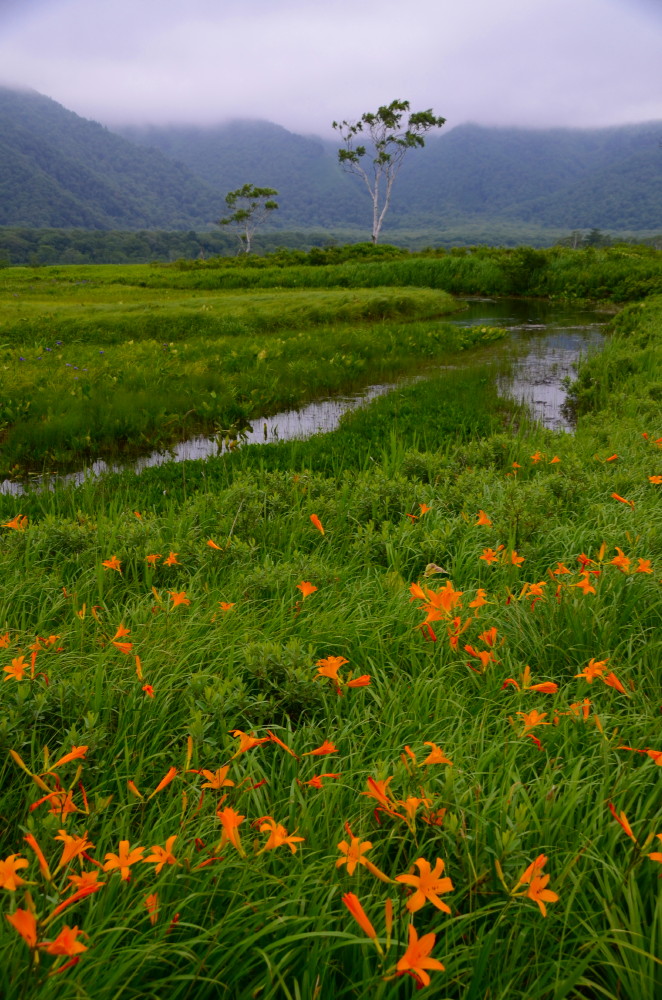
[0,85,660,241]
[0,87,219,228]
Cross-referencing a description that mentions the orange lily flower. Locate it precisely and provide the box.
[296,581,317,598]
[648,475,662,484]
[468,589,488,609]
[2,514,28,531]
[207,539,223,550]
[216,806,245,855]
[103,840,145,879]
[144,835,178,873]
[610,547,631,573]
[168,591,190,607]
[611,492,634,509]
[421,742,453,765]
[218,601,235,611]
[0,854,30,891]
[395,856,453,913]
[6,908,38,948]
[3,656,28,682]
[475,510,492,526]
[517,709,550,735]
[315,655,348,685]
[575,657,609,682]
[198,766,234,790]
[342,892,379,944]
[510,550,525,567]
[54,830,94,870]
[302,740,337,756]
[648,834,662,864]
[601,671,628,695]
[144,892,159,925]
[163,552,180,566]
[229,729,270,754]
[635,558,653,573]
[24,832,52,880]
[300,773,340,788]
[257,817,305,854]
[607,802,637,843]
[396,924,445,987]
[551,562,571,575]
[149,767,177,797]
[39,925,87,956]
[102,556,122,572]
[524,874,559,917]
[573,573,596,595]
[336,836,391,882]
[310,514,325,535]
[145,554,161,566]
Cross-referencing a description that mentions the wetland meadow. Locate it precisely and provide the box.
[0,245,661,999]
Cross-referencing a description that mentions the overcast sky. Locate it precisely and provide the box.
[1,0,661,135]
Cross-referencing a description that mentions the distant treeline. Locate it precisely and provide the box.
[1,226,661,267]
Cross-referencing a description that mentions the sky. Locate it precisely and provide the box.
[1,0,661,135]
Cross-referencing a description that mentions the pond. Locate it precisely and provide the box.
[0,298,607,496]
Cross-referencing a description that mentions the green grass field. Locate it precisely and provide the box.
[0,252,660,999]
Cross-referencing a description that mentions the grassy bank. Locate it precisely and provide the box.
[0,286,660,997]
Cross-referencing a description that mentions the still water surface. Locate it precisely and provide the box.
[1,298,607,496]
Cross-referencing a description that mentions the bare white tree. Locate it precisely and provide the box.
[333,100,445,244]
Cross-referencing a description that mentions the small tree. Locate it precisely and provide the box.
[333,100,445,244]
[218,184,279,254]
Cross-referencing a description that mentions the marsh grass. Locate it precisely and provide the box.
[0,283,660,997]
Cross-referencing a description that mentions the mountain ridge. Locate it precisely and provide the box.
[1,86,661,236]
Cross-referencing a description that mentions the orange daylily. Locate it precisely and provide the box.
[3,656,28,682]
[396,924,445,987]
[2,514,28,531]
[0,853,30,891]
[144,835,178,873]
[607,802,637,843]
[342,892,379,944]
[49,745,89,770]
[300,773,340,788]
[336,836,391,882]
[39,925,88,956]
[310,514,325,535]
[145,554,161,566]
[102,556,122,572]
[517,709,550,735]
[315,655,348,685]
[475,510,492,526]
[611,492,634,509]
[168,591,190,607]
[163,552,180,566]
[610,547,631,573]
[302,740,337,756]
[257,817,305,854]
[523,874,559,917]
[145,892,159,925]
[216,807,245,855]
[206,539,223,550]
[395,856,453,913]
[103,840,145,880]
[6,908,38,948]
[198,766,234,790]
[54,830,94,870]
[575,657,609,682]
[296,581,317,598]
[229,729,270,755]
[635,558,653,574]
[149,767,177,797]
[421,742,453,766]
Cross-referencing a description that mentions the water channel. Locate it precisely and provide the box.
[1,298,608,496]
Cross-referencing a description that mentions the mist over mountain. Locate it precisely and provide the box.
[1,86,661,239]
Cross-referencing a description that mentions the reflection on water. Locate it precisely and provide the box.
[1,298,607,496]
